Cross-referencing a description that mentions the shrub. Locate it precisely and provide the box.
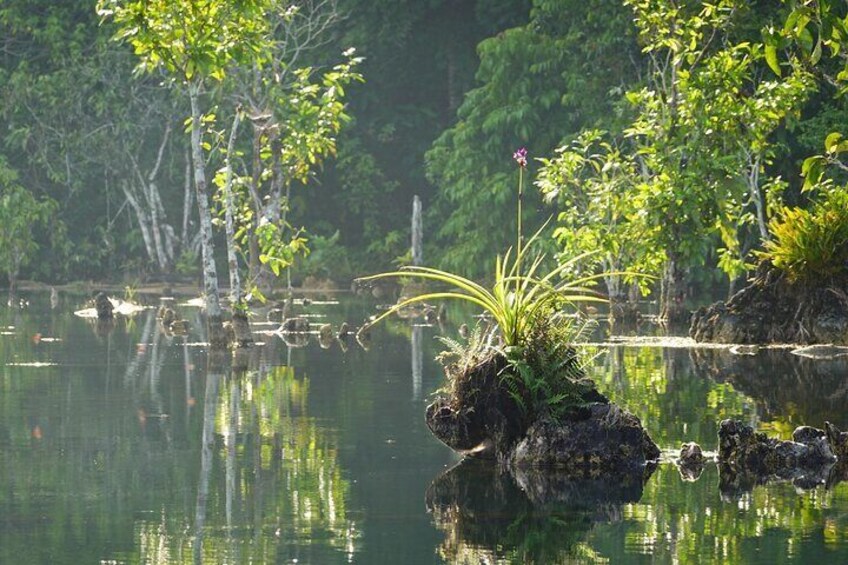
[759,189,848,282]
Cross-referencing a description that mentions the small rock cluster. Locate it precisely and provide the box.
[675,419,848,494]
[718,420,836,474]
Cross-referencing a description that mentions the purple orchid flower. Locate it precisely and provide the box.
[513,147,528,168]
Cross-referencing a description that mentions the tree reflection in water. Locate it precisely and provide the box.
[426,459,652,564]
[140,348,360,563]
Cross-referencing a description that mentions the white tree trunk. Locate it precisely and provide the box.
[223,110,243,305]
[188,81,225,347]
[120,180,157,264]
[748,152,770,242]
[182,155,194,250]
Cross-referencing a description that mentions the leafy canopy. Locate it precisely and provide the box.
[96,0,280,82]
[0,159,57,282]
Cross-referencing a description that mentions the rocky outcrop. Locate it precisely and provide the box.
[510,405,660,476]
[718,419,836,475]
[690,264,848,344]
[713,419,848,498]
[425,354,522,457]
[425,352,659,474]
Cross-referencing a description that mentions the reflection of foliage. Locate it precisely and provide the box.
[588,346,756,448]
[691,348,848,433]
[588,465,848,563]
[172,365,359,562]
[0,305,360,563]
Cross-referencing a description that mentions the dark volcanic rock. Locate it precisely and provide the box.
[678,442,706,480]
[717,419,840,498]
[425,354,523,459]
[718,419,835,476]
[510,404,660,476]
[95,293,113,320]
[425,350,657,475]
[826,422,848,460]
[280,317,310,333]
[690,264,848,344]
[679,442,705,466]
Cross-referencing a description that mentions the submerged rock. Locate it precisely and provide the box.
[280,317,310,333]
[678,442,706,481]
[791,345,848,359]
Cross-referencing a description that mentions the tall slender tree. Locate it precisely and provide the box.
[97,0,283,346]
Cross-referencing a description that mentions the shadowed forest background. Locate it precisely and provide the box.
[2,0,848,311]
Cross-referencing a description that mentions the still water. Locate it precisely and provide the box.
[1,293,848,564]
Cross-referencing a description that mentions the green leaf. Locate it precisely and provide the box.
[825,132,843,154]
[765,42,781,76]
[811,38,823,65]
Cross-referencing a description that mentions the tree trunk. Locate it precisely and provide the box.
[188,81,226,348]
[7,268,17,307]
[247,124,264,284]
[146,181,170,271]
[223,111,243,305]
[748,152,770,242]
[181,154,194,251]
[120,180,157,266]
[659,255,689,324]
[223,109,253,346]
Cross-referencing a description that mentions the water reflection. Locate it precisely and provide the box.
[0,300,360,564]
[134,355,360,564]
[691,348,848,432]
[426,459,651,563]
[7,296,848,563]
[590,346,759,448]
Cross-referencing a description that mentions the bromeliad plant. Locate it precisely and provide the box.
[358,148,611,423]
[358,148,606,349]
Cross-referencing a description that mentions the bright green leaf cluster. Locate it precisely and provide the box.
[758,189,848,282]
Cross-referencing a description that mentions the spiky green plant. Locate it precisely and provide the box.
[359,148,609,347]
[357,222,606,348]
[758,189,848,282]
[359,149,619,423]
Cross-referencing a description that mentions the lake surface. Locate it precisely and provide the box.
[2,292,848,564]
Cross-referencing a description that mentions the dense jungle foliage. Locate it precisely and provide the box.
[2,0,848,314]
